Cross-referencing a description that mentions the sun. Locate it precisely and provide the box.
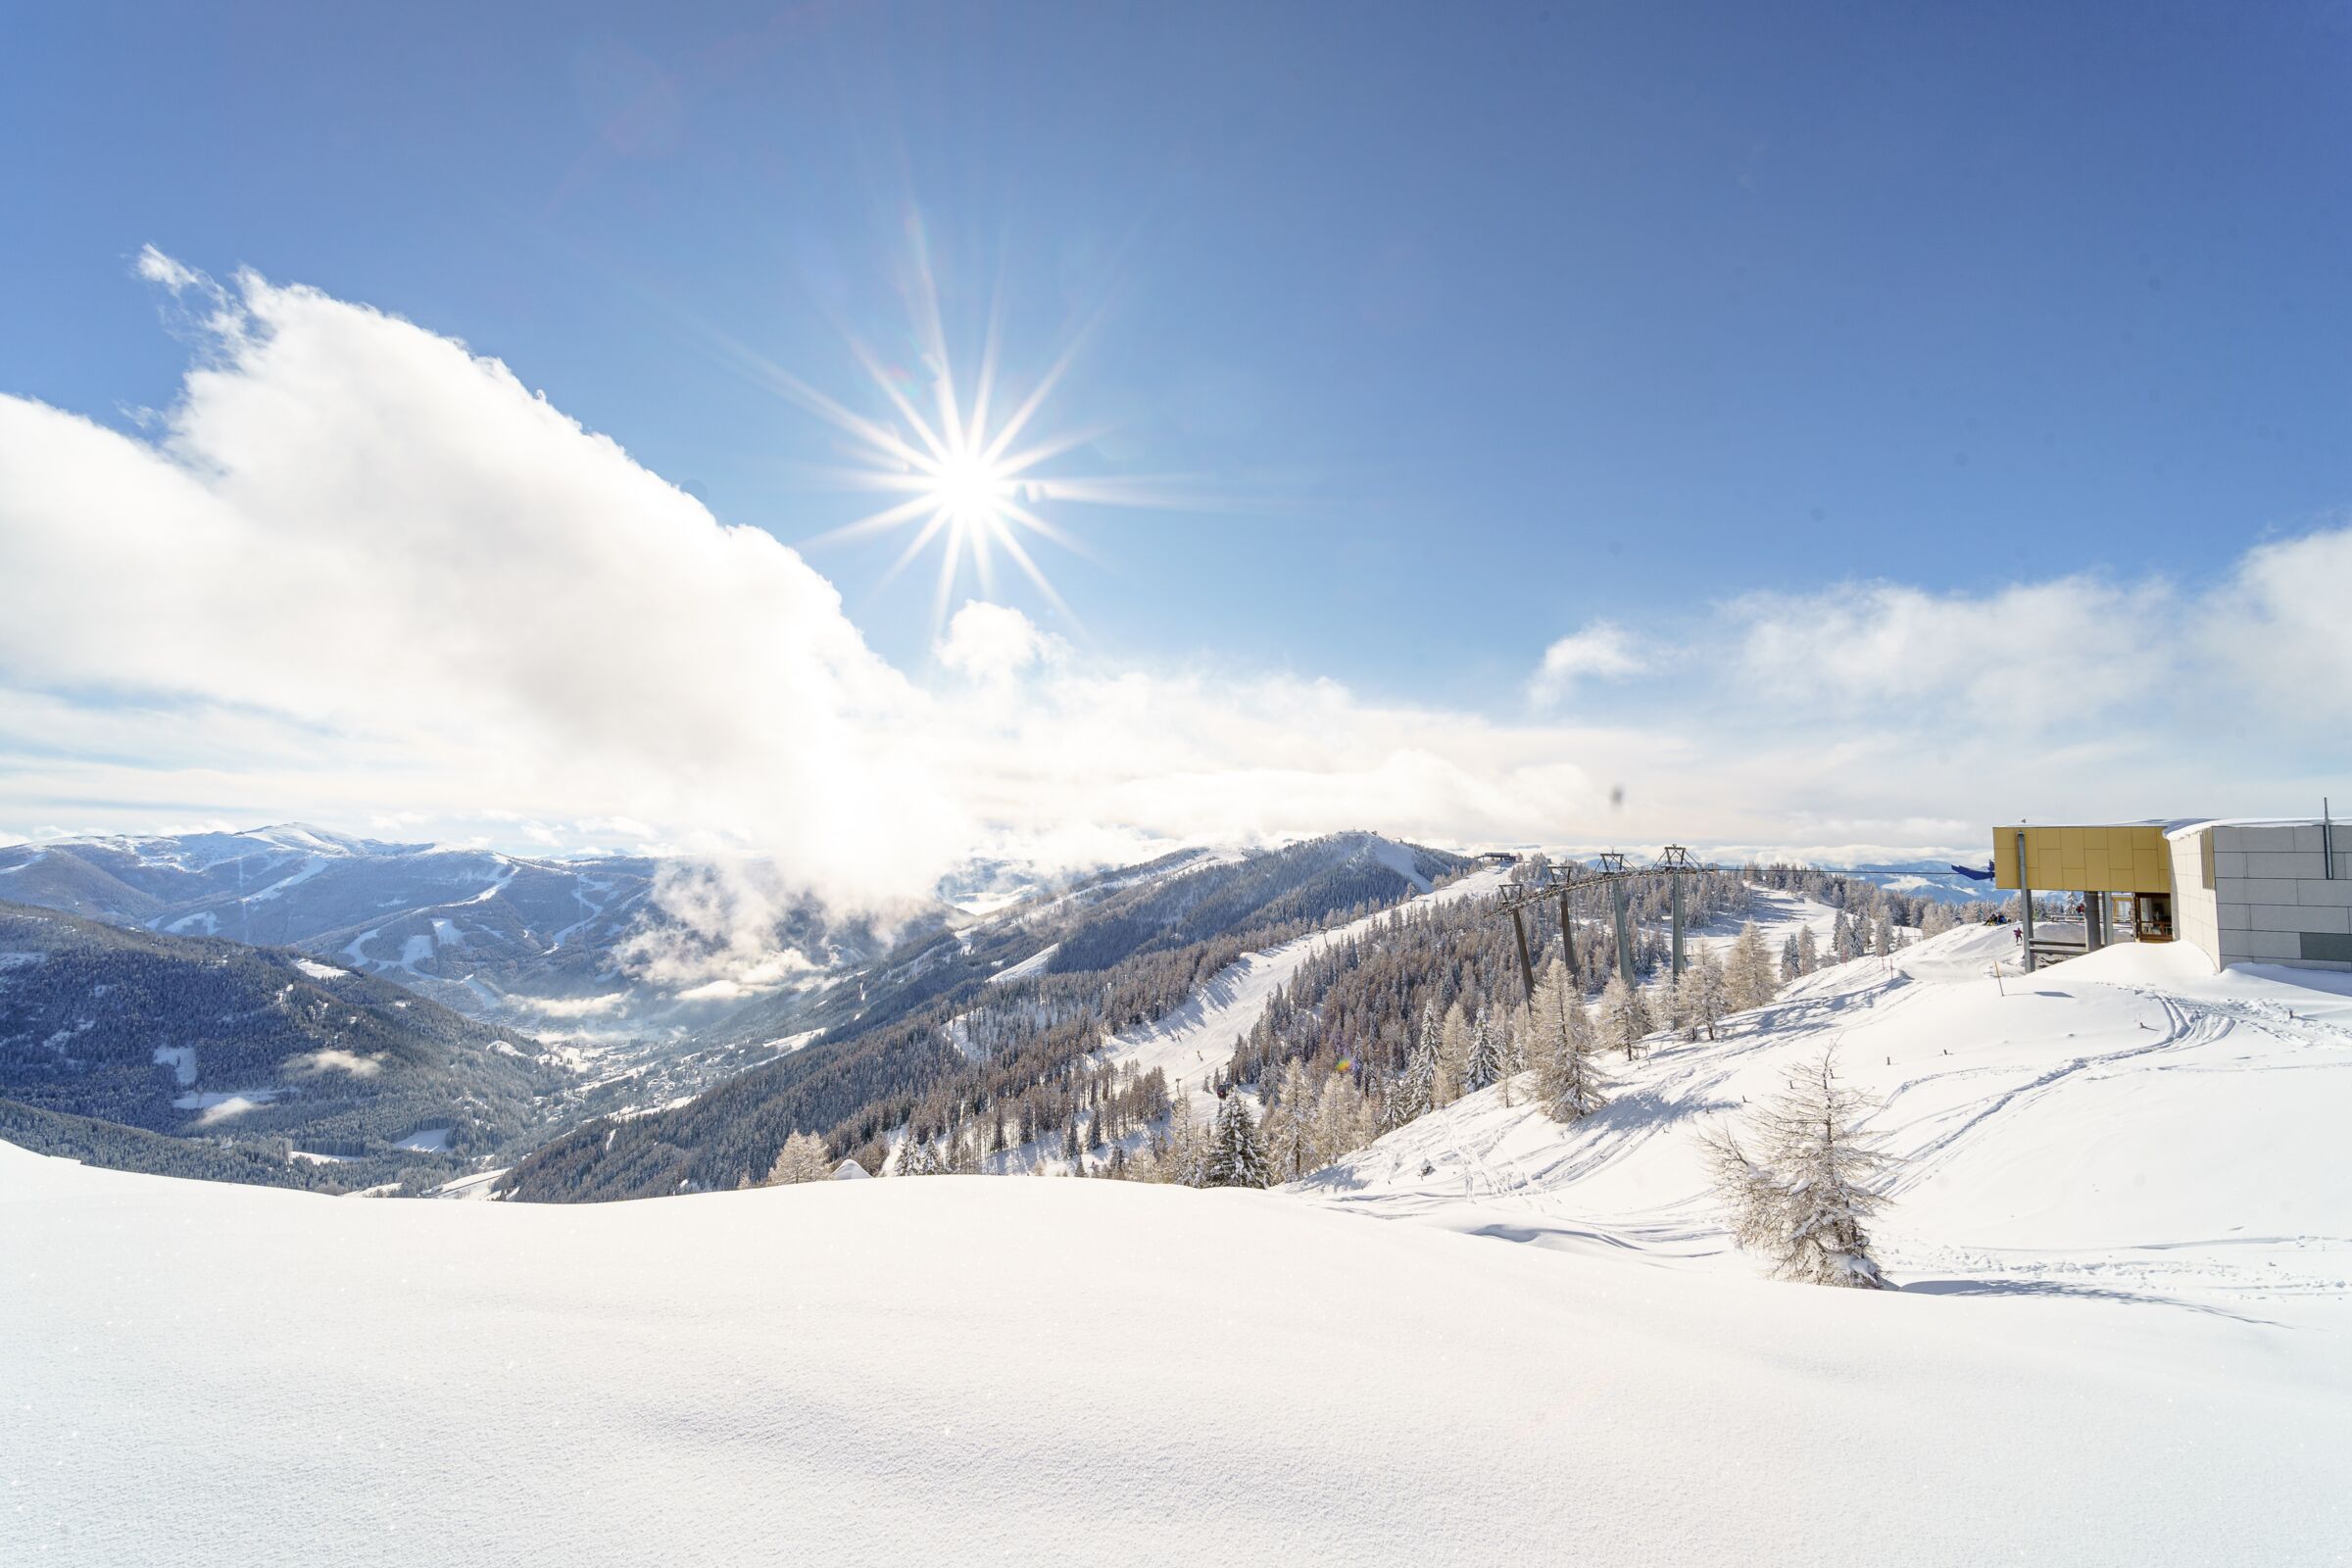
[740,237,1202,639]
[926,444,1011,526]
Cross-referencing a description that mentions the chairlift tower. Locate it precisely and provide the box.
[1594,852,1637,990]
[1494,861,1578,1002]
[1494,846,1712,997]
[1654,845,1703,980]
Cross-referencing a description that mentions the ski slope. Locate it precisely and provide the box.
[1300,923,2352,1317]
[5,1131,2347,1566]
[1095,864,1512,1108]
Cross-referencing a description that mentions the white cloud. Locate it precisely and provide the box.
[1529,622,1645,706]
[1,255,2345,929]
[131,243,212,297]
[1734,576,2172,728]
[937,600,1063,681]
[2205,525,2352,726]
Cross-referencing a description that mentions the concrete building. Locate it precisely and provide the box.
[2165,819,2352,973]
[1992,817,2352,974]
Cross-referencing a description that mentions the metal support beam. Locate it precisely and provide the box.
[1609,878,1636,989]
[1556,882,1577,980]
[1670,876,1686,978]
[1508,906,1536,1001]
[2016,829,2036,974]
[2084,891,2105,952]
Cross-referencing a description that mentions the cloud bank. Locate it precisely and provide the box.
[1,257,2345,905]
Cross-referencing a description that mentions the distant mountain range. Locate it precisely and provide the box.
[0,824,930,1039]
[0,825,1472,1194]
[0,900,563,1188]
[1837,861,1998,904]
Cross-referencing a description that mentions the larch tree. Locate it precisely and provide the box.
[1679,951,1731,1041]
[764,1131,832,1186]
[1436,1002,1473,1107]
[1260,1057,1321,1182]
[1311,1072,1376,1168]
[1697,1047,1896,1288]
[1725,922,1779,1011]
[1597,972,1652,1057]
[1523,957,1608,1122]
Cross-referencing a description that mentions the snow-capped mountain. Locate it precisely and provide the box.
[0,825,918,1038]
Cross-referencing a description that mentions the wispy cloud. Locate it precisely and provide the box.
[1528,621,1647,707]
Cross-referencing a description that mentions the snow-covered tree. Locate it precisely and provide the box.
[1260,1057,1321,1182]
[1394,1016,1441,1126]
[1679,950,1731,1041]
[1796,924,1821,974]
[1204,1094,1271,1189]
[1725,922,1779,1011]
[1153,1093,1209,1188]
[1311,1072,1377,1167]
[1698,1048,1896,1288]
[895,1135,945,1177]
[764,1131,832,1186]
[1597,971,1652,1057]
[1464,1004,1505,1094]
[1436,1002,1473,1107]
[1522,958,1608,1121]
[1780,933,1802,984]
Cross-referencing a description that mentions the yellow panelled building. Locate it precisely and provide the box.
[1991,824,2173,898]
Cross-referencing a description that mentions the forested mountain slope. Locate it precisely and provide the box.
[0,901,562,1186]
[500,833,1468,1200]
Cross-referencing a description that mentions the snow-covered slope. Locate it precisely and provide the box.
[4,1137,2345,1566]
[1301,923,2352,1316]
[1097,863,1512,1109]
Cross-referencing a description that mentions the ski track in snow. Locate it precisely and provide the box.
[1298,923,2352,1314]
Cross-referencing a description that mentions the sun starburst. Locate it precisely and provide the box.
[722,229,1216,640]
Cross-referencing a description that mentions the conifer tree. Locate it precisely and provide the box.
[1464,1005,1504,1094]
[1797,924,1821,974]
[1311,1072,1375,1167]
[1159,1092,1208,1188]
[1436,1002,1473,1106]
[764,1131,833,1186]
[1260,1057,1321,1181]
[1680,950,1731,1041]
[1598,971,1652,1057]
[1698,1048,1895,1288]
[1396,1020,1440,1125]
[1726,922,1779,1011]
[1523,958,1608,1121]
[1204,1094,1271,1188]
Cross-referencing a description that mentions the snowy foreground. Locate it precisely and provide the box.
[7,928,2352,1564]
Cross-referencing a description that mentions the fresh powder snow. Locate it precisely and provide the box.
[2,1126,2345,1565]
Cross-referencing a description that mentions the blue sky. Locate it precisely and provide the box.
[1,4,2347,875]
